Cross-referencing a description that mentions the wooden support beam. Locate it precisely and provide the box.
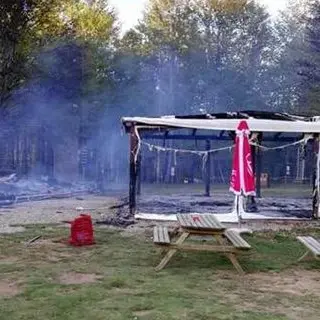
[256,133,262,198]
[251,139,256,183]
[136,152,142,196]
[129,125,139,216]
[247,134,258,211]
[192,129,198,149]
[312,134,320,219]
[205,140,211,197]
[160,133,167,183]
[228,131,236,141]
[162,131,168,147]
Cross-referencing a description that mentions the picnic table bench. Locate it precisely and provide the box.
[153,226,170,244]
[297,236,320,261]
[153,214,251,274]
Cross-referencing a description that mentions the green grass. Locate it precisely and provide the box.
[0,226,319,320]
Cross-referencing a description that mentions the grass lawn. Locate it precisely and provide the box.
[0,226,319,320]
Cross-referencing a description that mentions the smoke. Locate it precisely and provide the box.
[0,1,305,192]
[0,42,81,183]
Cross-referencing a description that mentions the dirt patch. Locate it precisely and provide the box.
[46,255,61,262]
[0,280,21,297]
[0,195,119,234]
[247,269,320,296]
[207,270,320,320]
[113,288,144,295]
[25,239,54,246]
[26,238,67,247]
[58,272,103,285]
[0,256,19,264]
[46,250,76,263]
[133,310,154,317]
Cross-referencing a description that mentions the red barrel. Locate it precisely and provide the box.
[69,214,95,246]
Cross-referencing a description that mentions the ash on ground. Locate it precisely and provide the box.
[96,197,135,227]
[0,174,98,206]
[137,193,313,219]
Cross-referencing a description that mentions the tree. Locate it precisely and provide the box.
[297,0,320,114]
[136,0,200,114]
[0,0,36,107]
[270,0,310,113]
[192,0,276,111]
[0,0,120,180]
[0,0,119,108]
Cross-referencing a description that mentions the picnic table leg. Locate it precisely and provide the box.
[160,227,181,255]
[170,226,180,237]
[298,251,309,261]
[213,234,228,245]
[225,253,244,274]
[155,232,189,271]
[213,234,245,275]
[297,250,316,262]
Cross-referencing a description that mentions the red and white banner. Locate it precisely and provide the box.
[230,120,256,196]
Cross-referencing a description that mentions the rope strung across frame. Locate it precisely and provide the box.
[141,140,233,155]
[250,134,313,151]
[134,125,313,171]
[137,129,314,181]
[141,134,313,156]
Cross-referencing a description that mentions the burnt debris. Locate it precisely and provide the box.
[0,174,98,207]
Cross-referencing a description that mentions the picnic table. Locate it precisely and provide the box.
[153,214,251,274]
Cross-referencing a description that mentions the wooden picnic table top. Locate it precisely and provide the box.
[176,214,226,231]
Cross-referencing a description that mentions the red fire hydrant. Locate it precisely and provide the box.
[68,214,95,246]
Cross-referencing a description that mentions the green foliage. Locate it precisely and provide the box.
[0,0,33,105]
[119,0,279,114]
[299,0,320,114]
[0,0,118,109]
[2,0,320,116]
[142,0,199,52]
[60,0,118,43]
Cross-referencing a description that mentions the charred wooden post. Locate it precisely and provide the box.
[296,142,307,183]
[163,132,171,183]
[247,132,258,212]
[256,133,262,198]
[129,125,139,216]
[136,152,142,196]
[171,150,177,183]
[312,134,320,219]
[254,133,262,198]
[251,138,256,174]
[205,140,211,197]
[155,149,161,183]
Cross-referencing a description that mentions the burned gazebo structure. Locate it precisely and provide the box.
[121,111,320,220]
